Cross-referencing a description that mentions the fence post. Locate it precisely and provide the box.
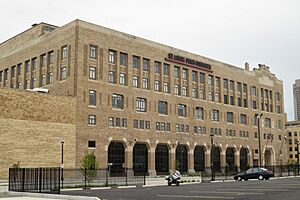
[39,168,42,193]
[126,169,128,186]
[106,168,108,187]
[143,171,146,185]
[58,168,61,194]
[22,168,25,192]
[84,168,87,189]
[8,168,11,191]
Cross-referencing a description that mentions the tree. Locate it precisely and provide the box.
[80,152,98,186]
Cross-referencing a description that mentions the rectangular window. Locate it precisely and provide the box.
[182,69,187,80]
[60,67,67,80]
[252,86,257,96]
[120,52,127,66]
[182,86,187,96]
[163,82,169,93]
[132,76,139,88]
[215,93,220,102]
[32,58,37,70]
[146,121,150,130]
[48,72,53,84]
[254,115,258,126]
[237,82,242,93]
[140,120,145,129]
[166,123,170,131]
[265,118,271,128]
[223,79,228,90]
[243,99,248,108]
[89,67,96,80]
[161,122,165,131]
[108,117,114,127]
[154,61,161,74]
[17,64,22,76]
[143,58,150,71]
[200,89,205,100]
[62,46,67,59]
[88,115,96,125]
[252,100,257,109]
[89,90,96,106]
[176,124,180,132]
[230,96,234,105]
[25,80,30,89]
[132,55,140,69]
[156,122,160,130]
[195,107,204,120]
[224,95,228,104]
[230,80,234,91]
[192,88,197,98]
[200,73,205,84]
[174,66,180,78]
[174,85,179,95]
[215,77,220,87]
[134,119,139,129]
[158,101,168,115]
[163,63,169,75]
[41,54,46,67]
[108,71,115,83]
[88,141,96,148]
[240,114,247,125]
[49,51,54,65]
[90,46,97,59]
[211,109,219,122]
[192,71,197,82]
[136,97,147,112]
[227,112,234,123]
[31,77,36,88]
[112,93,124,109]
[208,75,213,86]
[120,73,126,85]
[25,60,30,73]
[116,117,121,127]
[154,80,160,91]
[122,118,127,127]
[238,97,242,107]
[277,120,282,129]
[11,66,16,78]
[178,104,186,117]
[208,91,213,101]
[41,74,46,86]
[109,50,116,64]
[243,83,248,94]
[142,78,148,89]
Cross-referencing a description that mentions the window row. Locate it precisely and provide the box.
[133,119,150,130]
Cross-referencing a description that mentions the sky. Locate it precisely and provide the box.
[0,0,299,120]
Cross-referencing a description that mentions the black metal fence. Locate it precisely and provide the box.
[9,167,60,194]
[62,168,146,189]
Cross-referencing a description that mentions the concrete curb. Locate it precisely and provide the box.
[1,191,101,200]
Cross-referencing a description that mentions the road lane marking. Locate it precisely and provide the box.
[218,188,289,192]
[190,191,264,195]
[156,195,235,199]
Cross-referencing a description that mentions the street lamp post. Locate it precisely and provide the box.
[256,113,263,167]
[61,141,64,189]
[296,140,299,175]
[210,133,215,181]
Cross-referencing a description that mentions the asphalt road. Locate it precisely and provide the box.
[63,177,300,200]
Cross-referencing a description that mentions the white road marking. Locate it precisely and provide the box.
[156,194,235,199]
[218,188,289,192]
[190,191,264,195]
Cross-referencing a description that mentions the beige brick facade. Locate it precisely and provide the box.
[0,20,288,177]
[0,88,76,178]
[286,121,300,163]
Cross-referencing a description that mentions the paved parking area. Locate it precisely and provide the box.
[63,177,300,200]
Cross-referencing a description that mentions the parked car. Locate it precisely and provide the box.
[234,167,274,181]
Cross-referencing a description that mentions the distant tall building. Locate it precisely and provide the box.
[293,79,300,120]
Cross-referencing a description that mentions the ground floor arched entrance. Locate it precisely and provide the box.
[240,147,248,171]
[176,145,188,173]
[194,146,205,172]
[133,143,148,175]
[108,142,125,175]
[155,144,169,175]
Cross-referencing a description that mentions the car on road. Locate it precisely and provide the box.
[234,167,274,181]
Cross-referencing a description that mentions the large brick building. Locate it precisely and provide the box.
[0,20,287,177]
